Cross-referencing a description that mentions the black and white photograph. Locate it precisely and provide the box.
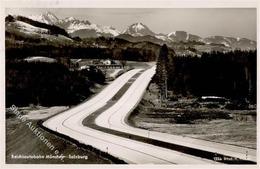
[1,0,259,168]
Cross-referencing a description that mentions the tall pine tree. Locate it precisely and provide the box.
[156,44,169,101]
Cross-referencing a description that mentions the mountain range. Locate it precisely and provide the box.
[6,11,256,56]
[28,12,120,38]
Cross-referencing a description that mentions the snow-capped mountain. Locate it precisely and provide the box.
[57,17,119,37]
[28,12,120,38]
[9,12,256,52]
[119,26,256,51]
[121,26,206,44]
[167,31,204,42]
[204,36,256,50]
[29,12,59,25]
[57,17,91,33]
[122,22,155,36]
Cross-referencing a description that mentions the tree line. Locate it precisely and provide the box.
[6,44,158,62]
[155,45,256,103]
[6,60,105,107]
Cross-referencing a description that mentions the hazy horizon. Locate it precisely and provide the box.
[6,8,257,40]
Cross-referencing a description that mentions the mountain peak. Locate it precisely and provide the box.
[123,22,155,36]
[132,22,145,27]
[29,11,59,25]
[167,31,176,37]
[64,16,76,22]
[44,11,57,17]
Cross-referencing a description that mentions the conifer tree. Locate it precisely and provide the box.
[156,44,169,100]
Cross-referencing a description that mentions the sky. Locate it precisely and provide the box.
[6,8,256,40]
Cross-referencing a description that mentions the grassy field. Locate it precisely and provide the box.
[128,83,256,149]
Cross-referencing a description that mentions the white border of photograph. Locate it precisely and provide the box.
[0,0,259,169]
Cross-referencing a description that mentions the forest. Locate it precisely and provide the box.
[6,60,105,107]
[155,45,256,104]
